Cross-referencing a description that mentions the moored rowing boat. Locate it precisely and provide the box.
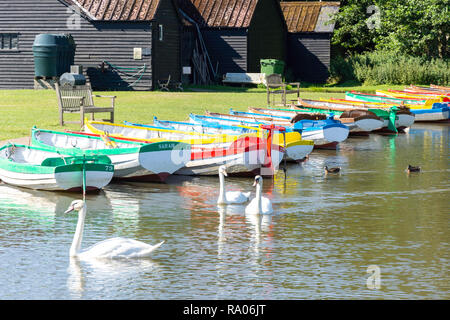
[0,143,114,191]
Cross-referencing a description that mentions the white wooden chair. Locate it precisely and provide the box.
[55,82,115,127]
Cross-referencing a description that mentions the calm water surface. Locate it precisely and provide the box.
[0,123,448,299]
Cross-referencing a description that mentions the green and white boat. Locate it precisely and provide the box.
[31,127,191,182]
[0,143,114,192]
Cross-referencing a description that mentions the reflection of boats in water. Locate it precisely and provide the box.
[0,184,75,224]
[103,187,140,236]
[0,183,114,226]
[410,123,450,133]
[176,179,228,211]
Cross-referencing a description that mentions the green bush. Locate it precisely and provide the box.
[329,51,449,86]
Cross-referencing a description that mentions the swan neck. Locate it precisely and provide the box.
[70,204,86,257]
[218,172,226,203]
[256,181,262,214]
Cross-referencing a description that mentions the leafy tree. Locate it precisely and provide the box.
[330,0,380,55]
[331,0,449,59]
[377,0,449,59]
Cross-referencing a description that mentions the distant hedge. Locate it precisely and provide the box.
[329,51,449,86]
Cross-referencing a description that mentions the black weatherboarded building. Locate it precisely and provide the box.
[281,1,340,83]
[0,0,182,90]
[0,0,339,89]
[176,0,287,78]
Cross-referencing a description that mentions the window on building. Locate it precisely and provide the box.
[159,25,164,41]
[0,34,19,50]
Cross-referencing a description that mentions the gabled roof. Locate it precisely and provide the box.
[280,1,340,33]
[176,0,259,28]
[62,0,161,21]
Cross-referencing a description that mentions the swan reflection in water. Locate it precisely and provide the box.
[67,256,161,299]
[216,204,275,263]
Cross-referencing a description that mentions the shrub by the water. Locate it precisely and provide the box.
[329,51,449,86]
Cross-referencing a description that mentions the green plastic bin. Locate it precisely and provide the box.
[260,59,285,76]
[33,34,77,78]
[33,34,58,77]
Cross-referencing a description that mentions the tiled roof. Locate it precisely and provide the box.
[280,1,340,33]
[176,0,259,28]
[64,0,161,21]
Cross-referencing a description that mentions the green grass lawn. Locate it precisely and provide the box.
[0,84,403,141]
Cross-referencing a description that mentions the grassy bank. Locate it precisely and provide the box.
[0,84,400,141]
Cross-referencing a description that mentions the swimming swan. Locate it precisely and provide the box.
[217,165,251,205]
[245,176,273,215]
[65,200,164,259]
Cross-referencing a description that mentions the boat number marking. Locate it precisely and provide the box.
[158,143,176,150]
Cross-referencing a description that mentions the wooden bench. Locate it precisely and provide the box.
[55,82,115,128]
[223,73,266,85]
[266,74,300,106]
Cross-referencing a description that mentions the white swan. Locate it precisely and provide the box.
[65,200,164,259]
[245,175,274,215]
[217,165,251,205]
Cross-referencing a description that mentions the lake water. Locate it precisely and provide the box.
[0,123,448,300]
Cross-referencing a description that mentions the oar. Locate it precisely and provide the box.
[282,131,287,176]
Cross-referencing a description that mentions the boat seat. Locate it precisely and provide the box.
[41,157,66,167]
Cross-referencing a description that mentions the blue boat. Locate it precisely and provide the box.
[151,117,257,135]
[195,110,349,149]
[410,103,450,122]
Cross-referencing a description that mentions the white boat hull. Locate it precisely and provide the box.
[285,143,314,161]
[354,118,385,132]
[396,113,416,128]
[412,109,450,122]
[0,168,113,191]
[175,148,265,176]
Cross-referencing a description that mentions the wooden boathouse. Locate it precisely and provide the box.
[281,1,340,83]
[176,0,287,79]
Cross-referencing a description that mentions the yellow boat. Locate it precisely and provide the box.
[320,97,430,110]
[375,90,447,104]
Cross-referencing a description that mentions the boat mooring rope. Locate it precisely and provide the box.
[82,155,86,202]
